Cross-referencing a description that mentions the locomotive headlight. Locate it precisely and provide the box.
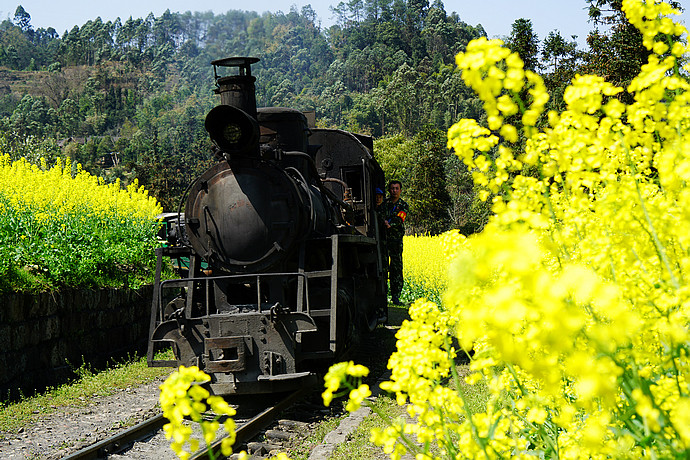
[205,104,260,157]
[223,123,243,143]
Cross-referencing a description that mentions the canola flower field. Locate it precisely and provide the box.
[0,155,162,292]
[160,1,690,459]
[400,232,465,305]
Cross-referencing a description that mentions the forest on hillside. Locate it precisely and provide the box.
[0,0,674,234]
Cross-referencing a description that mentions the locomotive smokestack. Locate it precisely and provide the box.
[207,57,261,157]
[212,57,259,118]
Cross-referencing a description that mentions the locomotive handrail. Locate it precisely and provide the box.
[322,177,349,191]
[156,272,312,318]
[175,175,197,249]
[362,157,372,235]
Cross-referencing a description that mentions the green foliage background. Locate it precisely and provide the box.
[0,0,650,234]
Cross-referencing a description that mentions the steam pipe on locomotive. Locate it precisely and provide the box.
[147,57,388,395]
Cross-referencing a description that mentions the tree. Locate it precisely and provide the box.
[541,31,578,73]
[364,0,391,21]
[0,22,33,69]
[406,127,451,234]
[582,0,682,100]
[58,98,81,136]
[382,62,422,136]
[9,95,57,137]
[345,92,379,134]
[541,30,582,112]
[423,1,454,66]
[40,69,70,108]
[403,0,429,60]
[438,64,483,127]
[505,18,539,71]
[4,44,19,68]
[13,6,31,33]
[374,134,415,184]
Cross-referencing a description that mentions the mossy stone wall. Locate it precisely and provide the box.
[0,286,153,400]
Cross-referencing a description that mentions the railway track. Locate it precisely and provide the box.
[2,313,402,460]
[62,385,315,460]
[192,386,313,460]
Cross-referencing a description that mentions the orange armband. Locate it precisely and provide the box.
[397,211,407,222]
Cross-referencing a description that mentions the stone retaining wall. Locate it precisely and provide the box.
[0,286,153,400]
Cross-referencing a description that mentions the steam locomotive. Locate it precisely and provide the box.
[146,57,388,395]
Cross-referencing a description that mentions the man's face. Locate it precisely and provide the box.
[389,183,401,200]
[376,194,384,205]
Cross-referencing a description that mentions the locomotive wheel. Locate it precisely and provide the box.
[336,287,357,353]
[362,300,378,332]
[364,308,379,332]
[164,297,185,320]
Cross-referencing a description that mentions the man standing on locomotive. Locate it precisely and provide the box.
[383,180,409,305]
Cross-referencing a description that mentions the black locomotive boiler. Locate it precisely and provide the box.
[147,57,388,395]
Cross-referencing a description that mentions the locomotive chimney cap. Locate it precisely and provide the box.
[212,57,259,80]
[212,56,259,118]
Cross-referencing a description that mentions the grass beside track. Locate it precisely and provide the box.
[0,353,173,437]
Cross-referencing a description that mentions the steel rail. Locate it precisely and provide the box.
[191,385,313,460]
[61,378,314,459]
[62,413,168,460]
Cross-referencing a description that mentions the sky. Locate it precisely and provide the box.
[1,0,688,49]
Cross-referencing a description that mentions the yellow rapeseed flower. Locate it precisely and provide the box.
[160,366,237,459]
[372,1,690,458]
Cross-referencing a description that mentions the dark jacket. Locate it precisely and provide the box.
[383,197,409,242]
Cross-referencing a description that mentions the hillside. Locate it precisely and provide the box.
[0,0,660,233]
